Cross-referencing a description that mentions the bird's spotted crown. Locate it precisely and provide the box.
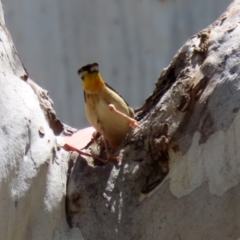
[78,62,99,79]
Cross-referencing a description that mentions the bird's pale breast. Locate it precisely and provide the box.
[85,87,132,148]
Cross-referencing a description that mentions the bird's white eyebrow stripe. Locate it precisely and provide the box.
[90,65,99,72]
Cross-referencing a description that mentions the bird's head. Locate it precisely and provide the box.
[78,62,105,93]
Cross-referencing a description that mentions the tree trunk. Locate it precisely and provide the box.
[1,0,240,240]
[67,0,240,239]
[0,1,81,239]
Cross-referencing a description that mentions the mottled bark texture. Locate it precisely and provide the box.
[0,1,80,239]
[1,0,240,240]
[67,1,240,240]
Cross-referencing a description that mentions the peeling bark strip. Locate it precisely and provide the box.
[67,1,240,239]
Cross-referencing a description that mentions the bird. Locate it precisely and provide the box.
[78,62,141,160]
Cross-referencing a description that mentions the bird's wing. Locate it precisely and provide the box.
[104,82,130,107]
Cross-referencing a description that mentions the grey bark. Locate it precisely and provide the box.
[67,0,240,239]
[0,2,81,239]
[1,0,240,240]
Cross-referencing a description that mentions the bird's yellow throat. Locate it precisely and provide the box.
[83,72,105,93]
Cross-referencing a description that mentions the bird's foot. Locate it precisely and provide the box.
[91,131,101,142]
[105,152,122,162]
[129,118,142,129]
[92,153,108,163]
[72,148,108,163]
